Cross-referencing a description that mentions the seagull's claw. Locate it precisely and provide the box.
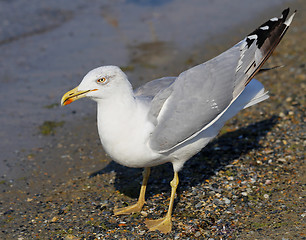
[145,216,172,234]
[114,168,150,216]
[113,201,144,215]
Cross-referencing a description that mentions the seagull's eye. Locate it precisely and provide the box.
[97,77,107,84]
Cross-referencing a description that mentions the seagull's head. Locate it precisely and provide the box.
[61,66,130,106]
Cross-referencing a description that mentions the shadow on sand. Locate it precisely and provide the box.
[90,116,278,199]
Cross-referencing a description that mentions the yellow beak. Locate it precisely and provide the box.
[61,87,94,106]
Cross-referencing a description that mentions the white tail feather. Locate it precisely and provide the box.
[244,90,269,109]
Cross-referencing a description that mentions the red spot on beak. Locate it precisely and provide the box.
[64,99,73,105]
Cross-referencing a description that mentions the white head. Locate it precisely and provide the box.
[61,66,132,105]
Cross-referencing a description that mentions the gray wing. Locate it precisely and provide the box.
[149,8,295,152]
[134,77,176,98]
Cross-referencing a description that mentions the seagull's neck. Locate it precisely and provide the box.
[96,85,139,155]
[96,86,136,131]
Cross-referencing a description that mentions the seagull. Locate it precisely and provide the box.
[61,9,295,233]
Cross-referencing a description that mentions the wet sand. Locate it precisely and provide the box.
[0,0,305,239]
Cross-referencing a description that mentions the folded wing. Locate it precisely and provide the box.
[148,8,295,153]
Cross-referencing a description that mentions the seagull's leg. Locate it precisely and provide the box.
[114,167,150,215]
[145,171,179,234]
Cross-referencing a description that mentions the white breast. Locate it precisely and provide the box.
[96,98,161,168]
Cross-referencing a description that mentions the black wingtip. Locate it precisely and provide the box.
[282,8,298,17]
[282,8,290,19]
[243,8,296,86]
[246,8,295,49]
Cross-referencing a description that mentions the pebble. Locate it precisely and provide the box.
[263,194,269,199]
[140,211,148,217]
[65,235,79,240]
[277,158,287,163]
[223,198,231,204]
[285,97,292,102]
[51,216,58,222]
[279,112,286,118]
[195,202,202,209]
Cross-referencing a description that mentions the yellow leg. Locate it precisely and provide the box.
[145,171,179,234]
[114,167,150,215]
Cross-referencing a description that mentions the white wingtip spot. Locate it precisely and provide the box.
[270,17,278,21]
[247,34,258,40]
[285,12,296,26]
[260,26,269,30]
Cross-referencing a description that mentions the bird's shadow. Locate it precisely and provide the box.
[90,116,278,200]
